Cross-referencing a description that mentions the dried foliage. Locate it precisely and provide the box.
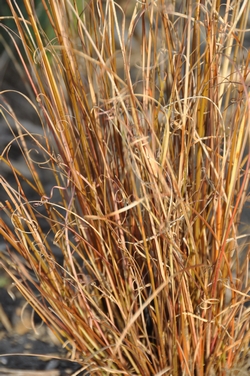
[1,0,250,375]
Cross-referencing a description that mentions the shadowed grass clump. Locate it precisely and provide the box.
[0,0,250,375]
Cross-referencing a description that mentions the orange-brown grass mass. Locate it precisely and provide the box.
[0,1,250,375]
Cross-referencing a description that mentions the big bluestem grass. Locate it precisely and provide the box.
[0,1,250,375]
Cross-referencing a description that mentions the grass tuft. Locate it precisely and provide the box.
[1,1,250,375]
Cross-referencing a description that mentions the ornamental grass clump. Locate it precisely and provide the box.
[0,0,250,375]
